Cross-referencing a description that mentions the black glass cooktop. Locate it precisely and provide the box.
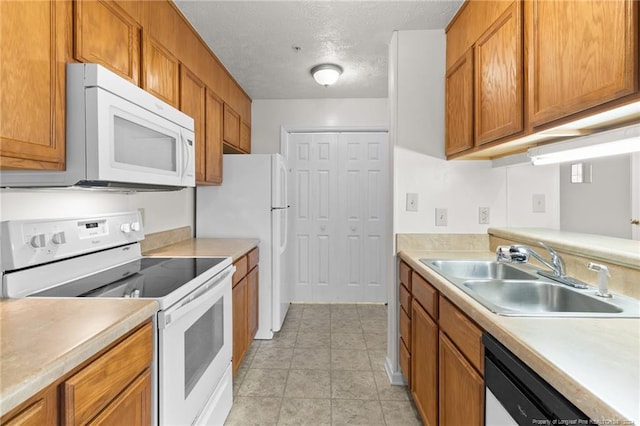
[31,257,226,299]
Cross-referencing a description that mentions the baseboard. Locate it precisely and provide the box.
[385,357,407,386]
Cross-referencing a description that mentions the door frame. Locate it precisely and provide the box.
[280,125,393,301]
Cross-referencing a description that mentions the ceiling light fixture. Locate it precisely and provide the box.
[310,64,343,86]
[527,123,640,165]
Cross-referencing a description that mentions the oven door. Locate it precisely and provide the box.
[157,267,232,426]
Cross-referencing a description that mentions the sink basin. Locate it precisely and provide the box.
[463,280,623,315]
[423,259,536,280]
[420,258,640,317]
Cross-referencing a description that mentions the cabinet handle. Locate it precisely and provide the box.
[631,219,639,225]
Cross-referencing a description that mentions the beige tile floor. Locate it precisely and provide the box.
[225,303,422,426]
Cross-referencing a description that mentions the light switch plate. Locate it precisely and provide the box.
[435,208,448,226]
[406,193,418,212]
[479,207,490,224]
[532,194,546,213]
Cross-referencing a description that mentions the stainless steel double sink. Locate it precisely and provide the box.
[420,259,640,317]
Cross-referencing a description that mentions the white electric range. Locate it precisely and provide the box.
[1,211,234,425]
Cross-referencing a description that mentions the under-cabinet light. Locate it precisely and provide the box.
[528,124,640,165]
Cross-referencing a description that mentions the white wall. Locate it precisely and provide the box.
[0,188,194,235]
[560,155,632,239]
[392,30,559,235]
[251,98,389,154]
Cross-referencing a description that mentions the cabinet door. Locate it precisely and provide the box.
[2,385,57,426]
[439,333,484,426]
[89,369,151,426]
[62,323,153,425]
[142,35,179,108]
[232,276,248,376]
[180,66,206,183]
[74,0,141,84]
[528,0,638,127]
[445,49,474,156]
[0,0,70,170]
[223,104,240,148]
[411,300,438,426]
[204,90,223,184]
[240,121,251,153]
[475,1,523,145]
[247,266,259,340]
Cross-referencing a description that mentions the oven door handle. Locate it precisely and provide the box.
[158,267,234,329]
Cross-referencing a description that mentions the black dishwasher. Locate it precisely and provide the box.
[483,333,589,425]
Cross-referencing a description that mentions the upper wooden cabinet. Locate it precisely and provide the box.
[180,65,206,183]
[474,1,523,145]
[446,0,639,159]
[240,121,252,154]
[205,90,224,184]
[527,0,638,127]
[445,1,523,156]
[223,104,241,149]
[0,0,71,170]
[445,49,474,156]
[142,35,180,108]
[74,0,141,84]
[1,0,251,174]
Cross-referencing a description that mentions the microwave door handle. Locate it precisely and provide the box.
[157,268,233,329]
[181,132,190,180]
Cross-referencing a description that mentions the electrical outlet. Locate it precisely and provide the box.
[479,207,490,224]
[435,208,448,226]
[532,194,546,213]
[406,193,418,212]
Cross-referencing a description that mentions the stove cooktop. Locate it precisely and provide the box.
[31,257,228,299]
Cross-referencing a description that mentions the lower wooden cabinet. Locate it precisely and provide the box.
[411,300,439,426]
[0,321,153,426]
[89,369,151,426]
[232,247,259,375]
[439,333,484,426]
[2,385,57,426]
[232,275,249,376]
[399,260,485,426]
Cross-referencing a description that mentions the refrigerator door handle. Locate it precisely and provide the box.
[281,205,288,254]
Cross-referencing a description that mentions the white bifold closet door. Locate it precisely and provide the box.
[288,132,389,303]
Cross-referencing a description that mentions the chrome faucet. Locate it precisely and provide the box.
[498,242,565,276]
[496,242,589,289]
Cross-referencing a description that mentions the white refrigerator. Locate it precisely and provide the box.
[196,154,290,338]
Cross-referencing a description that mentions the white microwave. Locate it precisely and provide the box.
[1,63,195,190]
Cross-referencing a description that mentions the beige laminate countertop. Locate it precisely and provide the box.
[398,249,640,425]
[0,298,158,418]
[143,238,259,261]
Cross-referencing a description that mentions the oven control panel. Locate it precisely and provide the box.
[1,211,144,271]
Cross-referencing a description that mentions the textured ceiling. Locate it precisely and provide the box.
[174,0,463,100]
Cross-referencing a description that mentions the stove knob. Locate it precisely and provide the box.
[51,231,66,245]
[120,223,132,233]
[130,222,141,232]
[29,234,46,248]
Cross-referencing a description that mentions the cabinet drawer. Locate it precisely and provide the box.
[88,368,151,426]
[439,297,484,373]
[63,322,153,425]
[247,247,259,270]
[233,255,248,286]
[400,307,411,352]
[412,271,438,319]
[399,339,411,387]
[399,284,412,318]
[399,261,412,291]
